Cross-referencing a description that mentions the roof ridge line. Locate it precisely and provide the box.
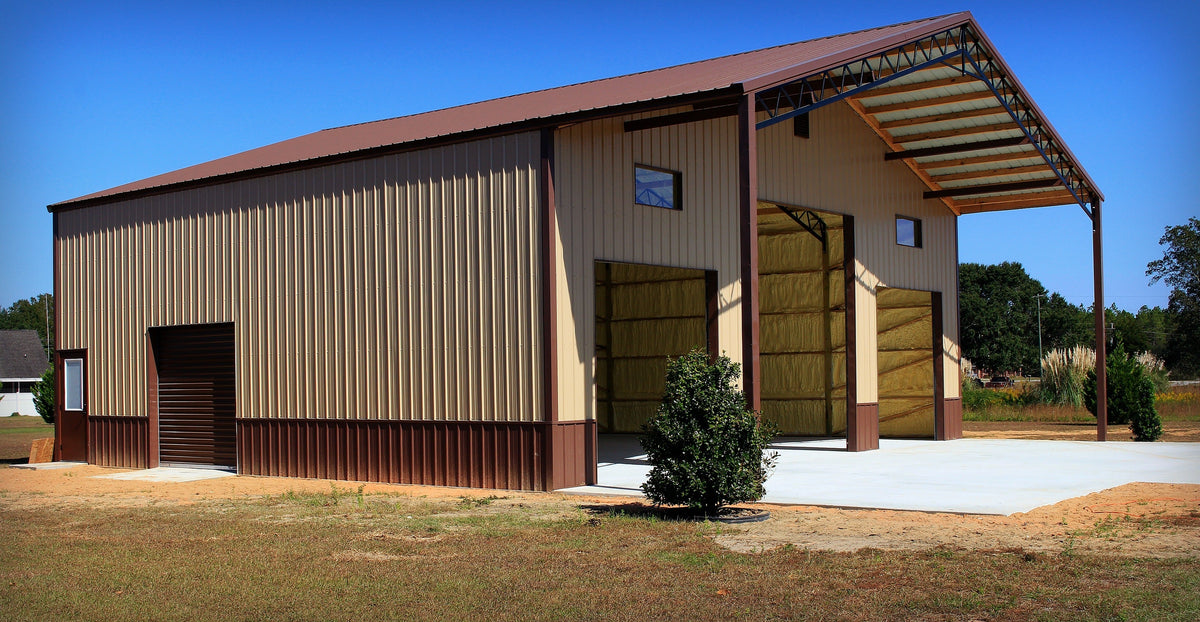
[323,12,970,134]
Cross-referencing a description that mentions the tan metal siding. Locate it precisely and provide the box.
[758,102,962,400]
[554,111,743,422]
[57,133,543,423]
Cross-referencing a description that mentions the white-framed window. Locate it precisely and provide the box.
[896,215,922,248]
[634,164,681,210]
[64,358,84,411]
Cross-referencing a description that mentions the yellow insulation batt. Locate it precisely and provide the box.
[876,287,935,438]
[758,204,847,436]
[595,262,708,433]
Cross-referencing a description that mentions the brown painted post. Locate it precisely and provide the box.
[1092,196,1106,441]
[737,93,760,411]
[842,215,862,451]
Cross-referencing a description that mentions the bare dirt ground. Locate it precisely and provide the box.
[2,464,1196,559]
[964,420,1200,442]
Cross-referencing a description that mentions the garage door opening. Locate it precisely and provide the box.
[152,323,237,469]
[757,203,848,439]
[876,288,936,438]
[594,261,714,434]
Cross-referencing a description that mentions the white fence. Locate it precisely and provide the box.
[0,392,38,417]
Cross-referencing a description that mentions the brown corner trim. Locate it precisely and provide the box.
[540,128,559,425]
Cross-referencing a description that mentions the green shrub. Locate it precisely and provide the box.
[961,377,1000,411]
[32,366,55,425]
[640,350,778,515]
[1084,343,1161,441]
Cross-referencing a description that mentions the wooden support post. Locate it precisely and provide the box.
[1092,196,1107,441]
[738,93,761,411]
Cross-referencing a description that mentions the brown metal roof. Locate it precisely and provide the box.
[52,11,1099,213]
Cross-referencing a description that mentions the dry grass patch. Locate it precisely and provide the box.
[1,479,1197,621]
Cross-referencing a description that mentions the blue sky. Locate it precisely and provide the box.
[1,0,1196,311]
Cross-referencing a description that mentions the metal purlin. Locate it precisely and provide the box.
[956,29,1091,215]
[753,25,1095,215]
[754,27,971,130]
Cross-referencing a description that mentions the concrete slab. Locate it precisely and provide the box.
[93,467,236,483]
[559,436,1200,515]
[10,461,87,470]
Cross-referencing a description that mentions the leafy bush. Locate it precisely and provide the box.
[1040,346,1095,407]
[961,376,1000,411]
[32,366,55,425]
[1084,344,1161,441]
[640,350,778,515]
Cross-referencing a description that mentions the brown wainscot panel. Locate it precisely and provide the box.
[847,403,880,452]
[939,398,963,440]
[88,416,150,469]
[237,419,593,492]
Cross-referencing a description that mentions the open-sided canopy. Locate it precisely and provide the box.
[747,17,1101,216]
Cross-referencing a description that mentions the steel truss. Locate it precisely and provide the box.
[775,204,827,251]
[753,25,1094,215]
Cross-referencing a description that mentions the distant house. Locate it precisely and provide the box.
[0,330,50,417]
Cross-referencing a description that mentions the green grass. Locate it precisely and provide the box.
[1,490,1197,621]
[0,417,52,461]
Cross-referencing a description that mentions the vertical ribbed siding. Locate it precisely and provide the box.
[554,110,742,422]
[758,102,961,401]
[57,133,543,423]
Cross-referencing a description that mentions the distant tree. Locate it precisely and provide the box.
[32,367,54,425]
[1146,217,1200,378]
[1107,305,1170,362]
[959,262,1043,374]
[1040,293,1092,351]
[0,293,54,358]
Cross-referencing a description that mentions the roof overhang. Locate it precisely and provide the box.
[741,15,1102,217]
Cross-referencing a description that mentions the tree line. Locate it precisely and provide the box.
[961,218,1199,379]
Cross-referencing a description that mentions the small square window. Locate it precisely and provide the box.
[896,216,922,248]
[64,358,84,411]
[634,165,681,210]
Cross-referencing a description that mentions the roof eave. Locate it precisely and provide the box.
[47,86,744,213]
